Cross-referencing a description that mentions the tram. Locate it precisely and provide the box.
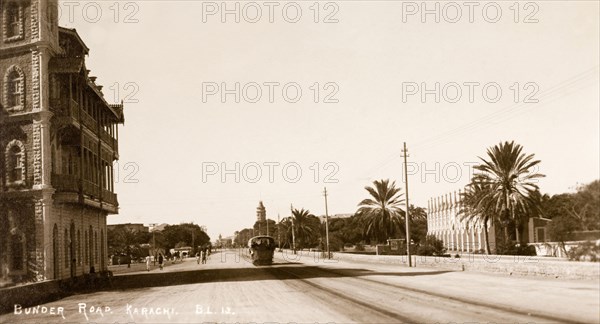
[248,235,276,265]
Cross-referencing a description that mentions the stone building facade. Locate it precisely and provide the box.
[427,190,497,253]
[428,190,551,253]
[0,0,124,285]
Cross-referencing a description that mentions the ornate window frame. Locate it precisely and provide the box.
[3,1,24,42]
[4,65,25,112]
[5,139,26,188]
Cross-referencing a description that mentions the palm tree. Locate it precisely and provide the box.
[285,208,319,250]
[458,181,497,254]
[355,179,406,244]
[472,141,545,244]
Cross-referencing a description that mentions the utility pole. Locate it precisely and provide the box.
[277,213,281,250]
[323,187,331,259]
[266,218,269,236]
[149,223,157,266]
[402,142,412,267]
[291,204,296,254]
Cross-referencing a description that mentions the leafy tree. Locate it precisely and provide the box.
[234,228,254,247]
[284,208,320,250]
[253,219,277,237]
[417,235,446,256]
[472,141,544,245]
[569,180,600,231]
[107,226,151,260]
[355,179,406,244]
[161,223,210,252]
[544,180,600,253]
[408,205,428,245]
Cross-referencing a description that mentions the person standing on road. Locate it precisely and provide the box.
[196,252,200,264]
[158,253,164,270]
[201,249,207,264]
[145,255,151,272]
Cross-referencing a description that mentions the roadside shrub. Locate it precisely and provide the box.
[416,235,446,256]
[568,241,600,262]
[354,243,365,251]
[497,242,537,256]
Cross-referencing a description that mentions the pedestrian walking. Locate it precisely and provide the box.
[196,252,200,264]
[201,250,207,264]
[145,255,151,271]
[158,253,164,270]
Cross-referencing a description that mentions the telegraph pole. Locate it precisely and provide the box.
[266,217,269,236]
[323,187,331,259]
[149,223,158,266]
[277,213,281,250]
[402,142,412,267]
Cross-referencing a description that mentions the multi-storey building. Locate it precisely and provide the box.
[0,0,124,285]
[428,190,550,253]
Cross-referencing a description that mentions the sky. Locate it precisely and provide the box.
[59,1,599,241]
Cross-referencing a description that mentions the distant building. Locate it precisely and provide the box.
[216,235,233,248]
[149,223,168,232]
[107,223,148,233]
[256,201,266,222]
[318,213,353,223]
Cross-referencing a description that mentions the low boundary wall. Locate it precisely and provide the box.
[279,249,600,280]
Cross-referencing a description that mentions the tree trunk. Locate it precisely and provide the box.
[484,220,491,255]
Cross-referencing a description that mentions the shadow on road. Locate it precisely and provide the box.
[108,264,453,291]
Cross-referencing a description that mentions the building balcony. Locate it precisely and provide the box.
[51,173,79,193]
[82,180,100,198]
[81,111,97,131]
[103,190,118,206]
[52,173,119,212]
[100,130,118,154]
[51,98,80,126]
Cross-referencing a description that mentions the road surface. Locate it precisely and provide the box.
[2,249,598,323]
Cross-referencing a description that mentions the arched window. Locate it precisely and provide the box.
[64,228,69,268]
[77,230,81,267]
[3,66,25,111]
[5,140,26,188]
[89,226,94,267]
[53,224,59,278]
[84,230,88,264]
[4,2,23,41]
[95,231,98,264]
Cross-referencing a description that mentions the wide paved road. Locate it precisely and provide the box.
[2,250,599,323]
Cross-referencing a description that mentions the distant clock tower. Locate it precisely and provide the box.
[256,201,266,222]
